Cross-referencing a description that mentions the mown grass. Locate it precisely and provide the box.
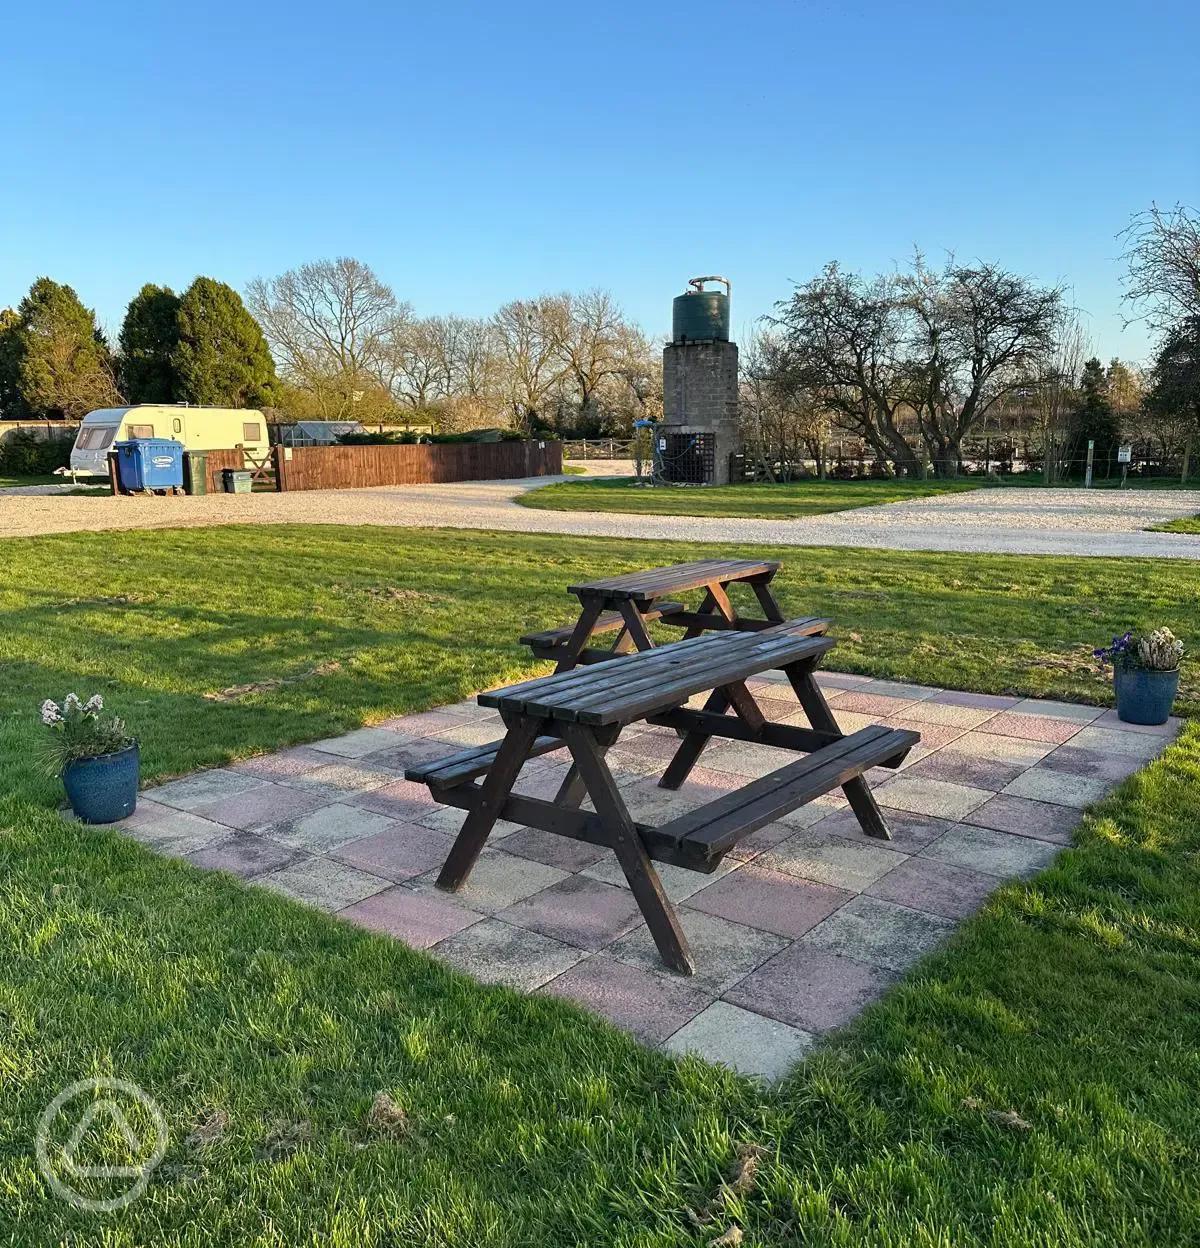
[2,525,1200,1243]
[1153,514,1200,533]
[518,476,982,518]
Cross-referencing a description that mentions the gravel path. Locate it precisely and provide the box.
[3,474,1200,559]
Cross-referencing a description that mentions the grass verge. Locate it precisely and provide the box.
[1152,515,1200,533]
[517,476,982,517]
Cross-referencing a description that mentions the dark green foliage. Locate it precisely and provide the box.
[0,308,26,418]
[0,429,74,475]
[173,277,279,408]
[8,278,120,419]
[119,284,181,402]
[1145,318,1200,427]
[1071,357,1121,473]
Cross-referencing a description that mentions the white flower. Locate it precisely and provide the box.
[84,694,104,713]
[64,693,83,712]
[40,699,62,725]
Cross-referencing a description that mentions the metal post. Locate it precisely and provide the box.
[1084,439,1095,488]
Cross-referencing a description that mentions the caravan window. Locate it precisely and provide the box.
[77,426,118,450]
[243,422,262,442]
[127,424,154,439]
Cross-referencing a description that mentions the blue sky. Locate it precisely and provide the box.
[2,0,1197,363]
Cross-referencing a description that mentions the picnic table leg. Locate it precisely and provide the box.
[564,725,695,976]
[659,679,767,790]
[748,573,786,624]
[436,715,541,890]
[785,662,893,841]
[555,598,606,673]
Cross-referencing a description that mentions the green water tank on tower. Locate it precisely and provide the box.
[672,276,731,342]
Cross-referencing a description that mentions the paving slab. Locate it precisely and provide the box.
[433,918,583,991]
[724,945,896,1033]
[119,800,232,856]
[258,857,390,911]
[331,821,457,881]
[981,713,1082,744]
[146,768,264,812]
[229,746,338,780]
[500,825,610,872]
[922,824,1061,878]
[948,732,1054,765]
[684,866,851,939]
[760,828,907,892]
[501,874,643,950]
[962,795,1081,844]
[1006,698,1104,723]
[410,849,570,915]
[186,782,327,832]
[286,761,400,799]
[1036,744,1145,784]
[874,775,992,821]
[902,750,1026,792]
[865,856,1001,920]
[264,803,397,852]
[581,854,739,903]
[539,954,711,1044]
[338,886,481,947]
[894,701,1000,729]
[1090,709,1181,736]
[1068,725,1170,758]
[802,894,957,972]
[663,1001,813,1080]
[608,909,789,996]
[928,690,1022,711]
[185,832,304,878]
[1001,768,1111,808]
[308,727,404,757]
[809,807,955,853]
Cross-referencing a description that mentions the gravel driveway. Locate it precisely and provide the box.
[3,474,1200,559]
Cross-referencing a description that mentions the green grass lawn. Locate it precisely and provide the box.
[1153,515,1200,533]
[3,525,1200,1244]
[0,473,63,488]
[519,476,982,518]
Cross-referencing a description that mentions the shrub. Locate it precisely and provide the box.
[0,430,74,476]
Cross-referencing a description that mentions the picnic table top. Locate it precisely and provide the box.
[480,619,832,725]
[567,558,781,604]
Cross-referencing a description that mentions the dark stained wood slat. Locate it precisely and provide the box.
[661,727,919,861]
[518,602,684,649]
[568,559,781,603]
[404,734,565,787]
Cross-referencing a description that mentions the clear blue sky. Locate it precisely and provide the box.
[2,0,1197,363]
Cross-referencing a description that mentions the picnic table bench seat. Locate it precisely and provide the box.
[518,601,685,662]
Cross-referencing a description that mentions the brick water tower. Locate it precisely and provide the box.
[659,276,739,485]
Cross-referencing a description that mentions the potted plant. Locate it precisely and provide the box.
[1093,629,1184,726]
[40,694,139,823]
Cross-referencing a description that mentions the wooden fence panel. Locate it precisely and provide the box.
[275,441,561,492]
[201,448,246,493]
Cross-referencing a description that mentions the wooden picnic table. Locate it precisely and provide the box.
[520,558,786,672]
[408,622,919,975]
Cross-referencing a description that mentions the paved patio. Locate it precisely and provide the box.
[115,673,1180,1080]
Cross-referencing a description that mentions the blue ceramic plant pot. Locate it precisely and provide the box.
[62,742,140,824]
[1114,666,1179,726]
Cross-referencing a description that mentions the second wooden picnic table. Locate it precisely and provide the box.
[520,558,787,672]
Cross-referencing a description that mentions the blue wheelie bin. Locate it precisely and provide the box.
[114,439,185,493]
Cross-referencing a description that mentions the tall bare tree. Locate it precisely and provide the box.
[246,258,410,419]
[492,296,570,432]
[1119,203,1200,333]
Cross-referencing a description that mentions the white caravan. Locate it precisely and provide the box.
[69,405,269,476]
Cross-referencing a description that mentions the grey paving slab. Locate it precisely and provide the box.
[338,886,481,947]
[922,825,1061,878]
[724,945,896,1033]
[802,895,957,972]
[1091,709,1181,736]
[760,828,907,892]
[1006,698,1104,723]
[1068,725,1172,758]
[145,768,264,812]
[496,825,610,872]
[264,803,398,852]
[894,701,1000,729]
[409,849,570,915]
[855,680,941,701]
[902,751,1026,793]
[229,745,338,780]
[432,918,583,991]
[414,803,524,840]
[538,954,711,1044]
[118,800,232,856]
[928,690,1022,711]
[308,727,404,757]
[962,795,1081,844]
[1037,744,1146,784]
[982,713,1082,744]
[360,736,457,772]
[663,1000,813,1080]
[873,775,992,821]
[258,857,390,911]
[501,874,643,951]
[430,718,507,747]
[609,909,789,996]
[185,832,304,878]
[1001,768,1110,809]
[945,732,1054,765]
[809,807,956,853]
[350,777,441,821]
[285,761,401,799]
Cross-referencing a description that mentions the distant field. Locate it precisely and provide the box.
[520,476,982,518]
